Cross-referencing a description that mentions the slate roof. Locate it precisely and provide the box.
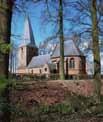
[28,54,51,68]
[20,16,36,48]
[51,40,83,58]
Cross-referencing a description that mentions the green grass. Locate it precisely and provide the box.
[10,99,103,122]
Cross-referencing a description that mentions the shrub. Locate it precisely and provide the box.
[0,76,8,94]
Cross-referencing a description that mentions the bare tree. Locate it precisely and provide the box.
[91,0,101,102]
[67,0,102,102]
[38,0,67,79]
[58,0,65,79]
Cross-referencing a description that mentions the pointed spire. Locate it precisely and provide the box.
[22,16,36,47]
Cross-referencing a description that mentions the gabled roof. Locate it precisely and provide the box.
[28,54,51,68]
[51,40,84,58]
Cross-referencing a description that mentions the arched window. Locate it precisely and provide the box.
[69,58,75,68]
[79,60,82,69]
[44,68,47,72]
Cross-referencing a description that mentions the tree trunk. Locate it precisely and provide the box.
[58,0,65,80]
[0,0,13,78]
[0,1,14,122]
[91,0,101,102]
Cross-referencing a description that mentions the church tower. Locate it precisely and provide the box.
[18,17,38,71]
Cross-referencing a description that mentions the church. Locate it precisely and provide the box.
[16,17,86,78]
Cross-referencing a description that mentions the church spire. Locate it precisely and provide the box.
[23,16,36,47]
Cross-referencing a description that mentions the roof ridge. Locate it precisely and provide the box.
[27,54,51,68]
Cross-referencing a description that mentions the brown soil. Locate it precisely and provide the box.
[11,80,103,105]
[10,80,103,122]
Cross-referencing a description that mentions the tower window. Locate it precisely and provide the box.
[21,47,24,60]
[44,68,47,72]
[21,47,23,53]
[69,58,75,68]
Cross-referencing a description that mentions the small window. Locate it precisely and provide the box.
[69,58,75,68]
[44,68,47,72]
